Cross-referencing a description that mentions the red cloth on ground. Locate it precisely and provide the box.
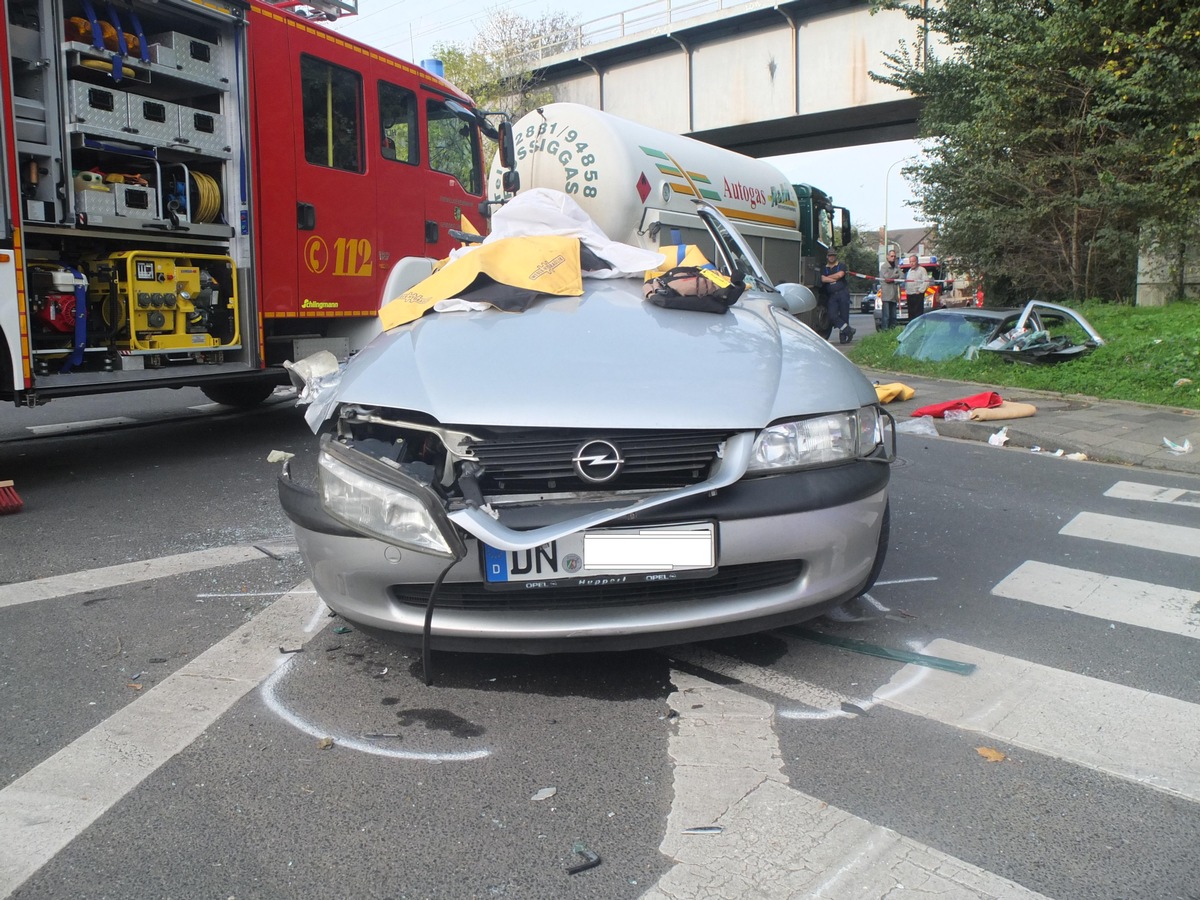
[912,391,1003,418]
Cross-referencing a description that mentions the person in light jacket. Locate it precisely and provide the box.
[904,254,929,321]
[878,248,902,329]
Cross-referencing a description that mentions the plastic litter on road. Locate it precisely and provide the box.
[789,627,977,675]
[567,842,601,875]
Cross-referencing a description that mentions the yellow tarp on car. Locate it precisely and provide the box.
[379,235,584,330]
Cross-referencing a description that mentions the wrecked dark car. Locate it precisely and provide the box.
[893,303,1103,363]
[279,190,893,654]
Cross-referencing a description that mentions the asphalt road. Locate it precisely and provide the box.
[1,399,1198,899]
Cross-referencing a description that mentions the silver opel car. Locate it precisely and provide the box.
[279,197,893,654]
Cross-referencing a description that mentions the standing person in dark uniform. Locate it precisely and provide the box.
[904,254,929,322]
[822,249,854,344]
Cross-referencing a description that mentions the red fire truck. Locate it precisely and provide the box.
[1,0,498,407]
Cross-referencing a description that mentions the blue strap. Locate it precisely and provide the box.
[105,3,128,82]
[126,8,150,62]
[60,268,88,373]
[106,4,129,56]
[80,0,105,51]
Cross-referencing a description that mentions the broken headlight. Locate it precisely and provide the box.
[317,436,464,559]
[747,406,883,472]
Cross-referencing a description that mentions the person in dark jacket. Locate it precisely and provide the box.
[821,249,854,343]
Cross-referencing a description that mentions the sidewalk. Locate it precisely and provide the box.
[862,368,1200,477]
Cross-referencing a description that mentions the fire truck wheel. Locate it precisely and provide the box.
[201,380,276,408]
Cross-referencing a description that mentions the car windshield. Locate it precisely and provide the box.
[699,205,775,292]
[895,313,1013,361]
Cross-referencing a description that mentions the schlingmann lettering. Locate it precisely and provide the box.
[302,299,340,309]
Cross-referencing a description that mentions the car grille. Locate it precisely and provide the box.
[467,429,734,495]
[389,561,802,611]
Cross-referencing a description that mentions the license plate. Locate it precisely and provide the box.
[481,522,716,589]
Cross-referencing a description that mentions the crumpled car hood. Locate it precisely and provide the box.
[332,279,876,429]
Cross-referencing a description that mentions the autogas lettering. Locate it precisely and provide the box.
[514,122,598,198]
[723,178,768,209]
[724,178,768,208]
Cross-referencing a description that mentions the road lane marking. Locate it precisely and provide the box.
[666,646,857,715]
[0,543,298,610]
[0,584,322,899]
[646,670,1050,900]
[25,417,138,435]
[993,560,1200,639]
[1061,511,1200,558]
[875,639,1200,803]
[1104,481,1200,508]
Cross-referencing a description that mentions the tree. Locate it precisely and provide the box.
[433,9,581,119]
[842,225,884,293]
[871,0,1200,303]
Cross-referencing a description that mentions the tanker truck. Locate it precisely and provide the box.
[488,102,850,338]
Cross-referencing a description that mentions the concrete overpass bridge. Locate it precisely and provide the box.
[530,0,927,158]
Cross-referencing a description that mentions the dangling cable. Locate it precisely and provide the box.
[421,560,456,687]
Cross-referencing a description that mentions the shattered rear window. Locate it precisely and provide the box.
[895,314,1014,361]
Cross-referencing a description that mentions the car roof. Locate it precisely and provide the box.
[920,308,1023,321]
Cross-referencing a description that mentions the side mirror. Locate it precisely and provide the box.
[502,169,520,194]
[498,121,516,170]
[774,283,817,315]
[838,208,851,247]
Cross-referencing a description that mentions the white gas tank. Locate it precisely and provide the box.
[488,103,800,246]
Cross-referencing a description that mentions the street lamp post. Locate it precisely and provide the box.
[882,156,914,262]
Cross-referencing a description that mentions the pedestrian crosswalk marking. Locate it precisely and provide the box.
[648,670,1051,900]
[0,584,322,898]
[1060,511,1200,559]
[875,639,1200,803]
[1104,480,1200,508]
[992,560,1200,639]
[666,646,857,715]
[0,543,299,610]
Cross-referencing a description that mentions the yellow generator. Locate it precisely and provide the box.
[87,251,240,353]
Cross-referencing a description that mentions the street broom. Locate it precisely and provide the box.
[0,480,23,514]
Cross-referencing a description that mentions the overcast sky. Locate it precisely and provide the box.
[326,0,927,230]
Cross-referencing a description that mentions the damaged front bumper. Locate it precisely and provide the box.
[278,450,891,652]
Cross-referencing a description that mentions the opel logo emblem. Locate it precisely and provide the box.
[573,439,624,483]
